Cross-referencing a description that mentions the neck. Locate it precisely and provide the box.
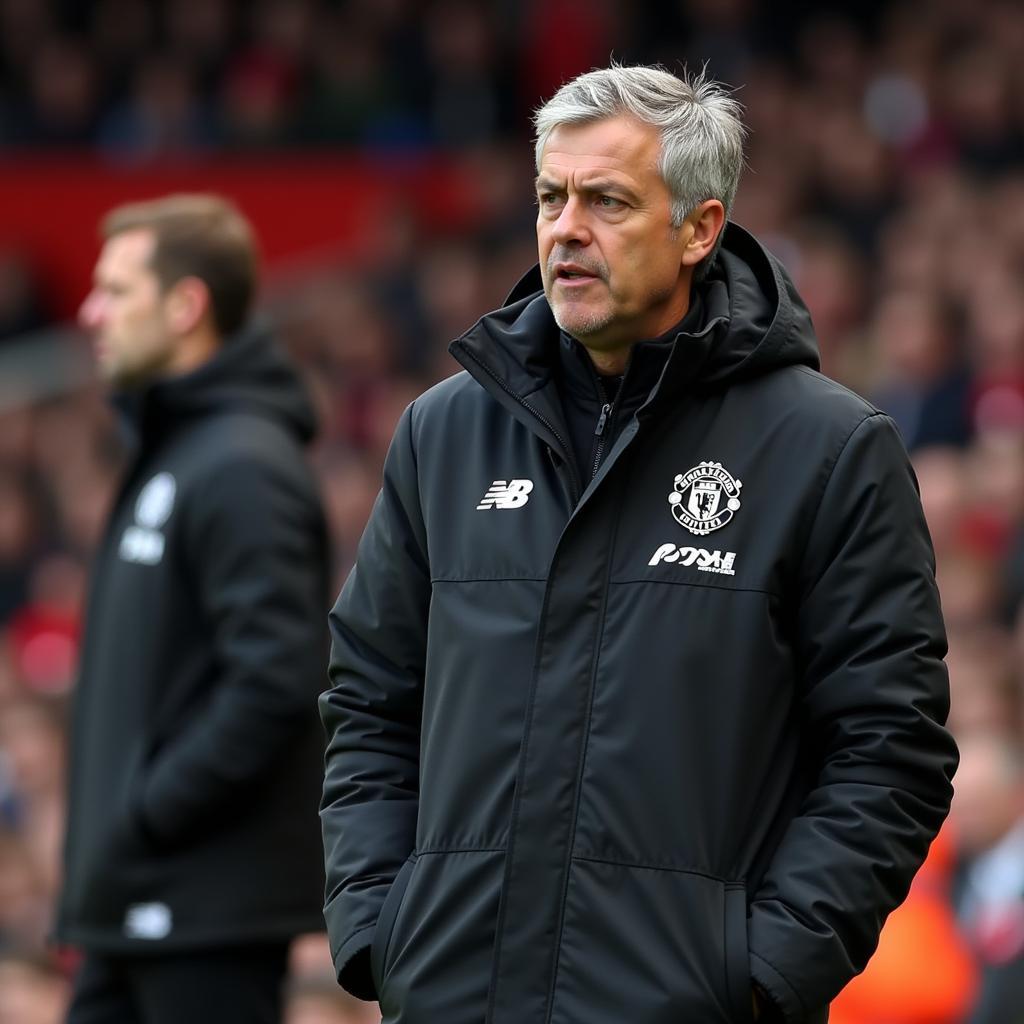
[576,285,696,377]
[583,346,628,376]
[163,327,221,378]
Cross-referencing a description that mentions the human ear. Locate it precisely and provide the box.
[164,276,211,335]
[680,200,726,269]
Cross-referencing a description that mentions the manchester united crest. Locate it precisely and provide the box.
[668,462,742,536]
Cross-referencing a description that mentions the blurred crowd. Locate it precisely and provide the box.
[2,0,1024,1021]
[0,0,908,157]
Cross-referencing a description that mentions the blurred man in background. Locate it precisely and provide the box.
[56,195,329,1024]
[320,65,957,1023]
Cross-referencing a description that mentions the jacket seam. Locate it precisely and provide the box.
[405,400,433,570]
[415,845,506,856]
[797,411,885,595]
[543,482,626,1023]
[611,578,778,597]
[433,579,778,595]
[484,557,561,1022]
[432,575,548,584]
[571,854,738,884]
[407,398,423,488]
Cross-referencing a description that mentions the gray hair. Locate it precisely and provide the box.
[534,64,746,277]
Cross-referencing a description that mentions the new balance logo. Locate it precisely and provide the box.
[477,479,534,510]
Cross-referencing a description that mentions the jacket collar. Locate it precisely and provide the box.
[450,223,819,421]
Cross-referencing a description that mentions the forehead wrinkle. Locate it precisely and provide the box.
[537,159,645,196]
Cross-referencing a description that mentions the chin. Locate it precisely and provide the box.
[104,364,143,389]
[552,306,613,341]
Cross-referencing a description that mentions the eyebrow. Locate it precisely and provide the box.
[534,175,639,203]
[534,176,562,193]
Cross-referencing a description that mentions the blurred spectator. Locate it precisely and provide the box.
[163,0,235,91]
[88,0,155,93]
[680,0,757,87]
[421,0,511,146]
[0,639,20,708]
[830,826,977,1024]
[6,37,98,145]
[936,548,1001,630]
[914,446,970,556]
[0,833,50,950]
[951,731,1024,1023]
[940,44,1023,177]
[945,626,1017,737]
[961,431,1024,558]
[786,225,868,387]
[0,0,56,99]
[0,248,47,341]
[220,50,296,147]
[0,697,65,902]
[0,405,33,468]
[517,0,615,115]
[6,553,83,694]
[297,14,402,146]
[0,468,43,625]
[869,288,972,450]
[809,104,898,256]
[97,54,217,159]
[315,451,380,588]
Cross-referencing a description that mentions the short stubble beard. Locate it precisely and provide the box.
[550,302,615,343]
[544,246,614,344]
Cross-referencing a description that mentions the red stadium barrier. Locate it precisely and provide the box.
[0,154,485,318]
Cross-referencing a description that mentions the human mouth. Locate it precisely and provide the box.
[553,263,601,285]
[91,338,113,368]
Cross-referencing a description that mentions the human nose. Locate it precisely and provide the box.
[78,290,103,331]
[550,195,592,247]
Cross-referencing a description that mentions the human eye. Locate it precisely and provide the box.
[537,190,565,214]
[597,194,626,209]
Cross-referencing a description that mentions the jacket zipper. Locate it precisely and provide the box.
[590,378,617,480]
[456,345,582,503]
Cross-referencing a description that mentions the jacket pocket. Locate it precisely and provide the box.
[377,849,504,1022]
[549,858,744,1024]
[370,854,417,994]
[724,883,754,1024]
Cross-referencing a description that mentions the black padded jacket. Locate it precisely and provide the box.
[321,224,958,1024]
[58,328,329,952]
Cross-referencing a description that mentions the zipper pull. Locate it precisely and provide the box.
[595,402,611,437]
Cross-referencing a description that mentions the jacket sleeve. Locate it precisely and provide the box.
[134,454,327,845]
[320,404,429,999]
[747,412,958,1021]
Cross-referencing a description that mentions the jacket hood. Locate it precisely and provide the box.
[453,222,819,401]
[119,323,318,444]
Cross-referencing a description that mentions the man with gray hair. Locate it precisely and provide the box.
[321,65,957,1023]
